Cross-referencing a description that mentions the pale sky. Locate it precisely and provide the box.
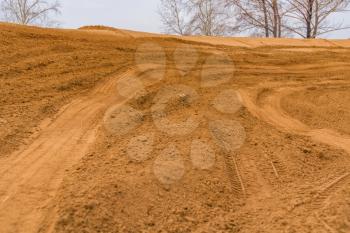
[58,0,160,32]
[57,0,350,39]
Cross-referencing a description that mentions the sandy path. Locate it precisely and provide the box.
[0,69,133,233]
[239,86,350,154]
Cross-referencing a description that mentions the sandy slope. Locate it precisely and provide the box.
[0,69,137,232]
[184,36,350,48]
[1,23,350,233]
[80,25,350,48]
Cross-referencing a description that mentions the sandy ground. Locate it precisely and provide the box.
[0,23,350,233]
[79,26,350,48]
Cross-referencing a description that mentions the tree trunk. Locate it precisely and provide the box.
[312,0,319,38]
[261,0,270,37]
[306,0,314,38]
[272,0,280,37]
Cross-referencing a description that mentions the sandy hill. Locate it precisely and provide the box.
[80,25,350,48]
[0,23,350,233]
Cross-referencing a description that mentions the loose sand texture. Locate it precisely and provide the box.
[0,23,350,233]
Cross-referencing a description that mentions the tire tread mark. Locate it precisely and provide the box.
[222,150,246,197]
[310,172,350,210]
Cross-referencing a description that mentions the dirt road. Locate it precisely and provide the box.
[239,84,350,154]
[0,69,133,233]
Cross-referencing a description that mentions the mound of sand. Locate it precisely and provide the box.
[1,23,350,233]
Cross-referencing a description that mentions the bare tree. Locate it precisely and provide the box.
[159,0,239,36]
[285,0,350,38]
[1,0,60,26]
[188,0,239,36]
[159,0,350,38]
[226,0,287,37]
[159,0,191,35]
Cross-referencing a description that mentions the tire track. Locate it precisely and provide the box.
[240,84,350,231]
[220,149,246,197]
[310,172,350,210]
[307,173,350,232]
[266,153,287,179]
[0,99,97,176]
[210,122,246,197]
[0,69,136,233]
[239,86,350,154]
